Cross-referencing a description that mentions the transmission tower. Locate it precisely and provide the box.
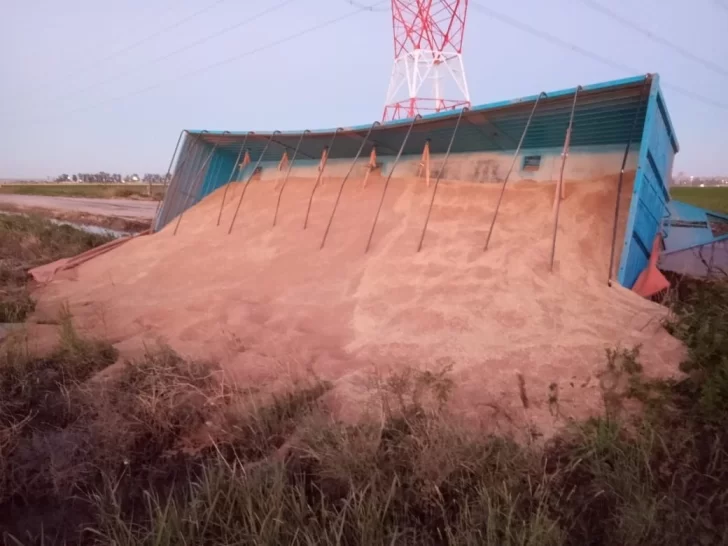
[382,0,471,121]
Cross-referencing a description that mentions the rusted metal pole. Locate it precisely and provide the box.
[608,76,651,285]
[216,132,251,226]
[273,130,310,227]
[365,114,421,253]
[303,128,342,230]
[417,108,467,252]
[227,131,280,235]
[549,86,581,272]
[173,141,217,236]
[362,147,379,188]
[275,151,289,184]
[484,92,546,251]
[418,139,431,187]
[320,121,380,249]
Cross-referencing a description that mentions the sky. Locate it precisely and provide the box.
[1,0,727,178]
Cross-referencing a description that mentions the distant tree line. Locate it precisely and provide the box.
[141,173,169,184]
[54,172,170,184]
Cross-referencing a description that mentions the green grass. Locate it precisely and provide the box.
[0,213,113,322]
[1,276,728,544]
[0,183,164,200]
[671,186,728,214]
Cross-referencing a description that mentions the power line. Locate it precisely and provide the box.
[345,0,389,12]
[580,0,728,79]
[470,2,728,111]
[17,1,388,126]
[44,0,297,107]
[23,0,227,98]
[72,0,228,72]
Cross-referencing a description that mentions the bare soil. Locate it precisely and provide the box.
[0,183,164,200]
[0,202,151,232]
[31,174,684,437]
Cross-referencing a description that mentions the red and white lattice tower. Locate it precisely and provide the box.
[382,0,470,121]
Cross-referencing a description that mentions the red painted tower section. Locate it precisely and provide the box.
[383,0,470,121]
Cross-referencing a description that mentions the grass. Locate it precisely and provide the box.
[1,278,728,544]
[0,213,113,322]
[0,311,118,540]
[0,184,164,200]
[0,307,117,434]
[671,186,728,214]
[663,277,728,422]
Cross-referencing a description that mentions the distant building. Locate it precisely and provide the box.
[672,174,728,187]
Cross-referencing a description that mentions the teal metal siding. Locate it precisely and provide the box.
[663,200,728,253]
[155,134,214,230]
[617,76,679,287]
[155,74,680,291]
[199,149,237,200]
[183,87,649,162]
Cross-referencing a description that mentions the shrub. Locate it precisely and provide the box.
[0,213,113,325]
[664,278,728,423]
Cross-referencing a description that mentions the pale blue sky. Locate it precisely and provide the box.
[1,0,726,178]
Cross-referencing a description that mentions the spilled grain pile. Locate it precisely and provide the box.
[32,173,683,435]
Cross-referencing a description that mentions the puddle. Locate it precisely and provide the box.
[1,211,133,238]
[48,218,130,238]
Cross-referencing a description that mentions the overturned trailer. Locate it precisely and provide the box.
[154,73,679,289]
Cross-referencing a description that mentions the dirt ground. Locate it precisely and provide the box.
[30,174,684,437]
[0,194,156,232]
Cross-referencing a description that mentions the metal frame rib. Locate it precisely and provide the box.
[607,76,651,285]
[303,128,342,230]
[228,131,280,234]
[320,121,380,249]
[365,114,421,253]
[273,130,310,227]
[156,138,194,231]
[164,131,209,232]
[173,137,217,236]
[216,132,252,227]
[484,92,546,251]
[417,107,467,252]
[198,130,229,202]
[153,129,187,231]
[549,86,582,272]
[170,131,208,225]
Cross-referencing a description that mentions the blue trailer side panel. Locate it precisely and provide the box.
[198,149,237,201]
[617,76,678,288]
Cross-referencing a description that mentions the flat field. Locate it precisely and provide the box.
[671,186,728,214]
[0,183,164,200]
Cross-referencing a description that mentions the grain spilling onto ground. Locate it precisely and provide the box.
[32,174,684,435]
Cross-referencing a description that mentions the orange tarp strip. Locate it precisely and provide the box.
[632,233,670,298]
[29,230,150,284]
